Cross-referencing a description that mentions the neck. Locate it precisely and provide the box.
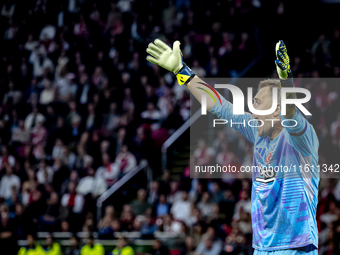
[269,126,283,140]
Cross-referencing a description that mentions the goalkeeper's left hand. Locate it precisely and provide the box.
[275,40,292,80]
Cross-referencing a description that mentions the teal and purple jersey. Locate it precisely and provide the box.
[211,98,319,251]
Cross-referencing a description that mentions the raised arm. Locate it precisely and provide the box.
[275,40,295,118]
[276,40,319,155]
[146,39,221,111]
[146,39,257,143]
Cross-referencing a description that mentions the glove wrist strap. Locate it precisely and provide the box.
[280,70,293,87]
[280,77,294,87]
[176,64,195,86]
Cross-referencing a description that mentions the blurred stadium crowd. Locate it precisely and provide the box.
[0,0,339,255]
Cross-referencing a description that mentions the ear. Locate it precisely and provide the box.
[273,104,281,117]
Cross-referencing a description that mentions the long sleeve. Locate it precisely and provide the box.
[210,98,257,144]
[280,108,319,157]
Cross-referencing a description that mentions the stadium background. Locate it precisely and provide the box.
[0,0,339,254]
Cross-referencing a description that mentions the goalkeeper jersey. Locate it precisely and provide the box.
[211,98,319,251]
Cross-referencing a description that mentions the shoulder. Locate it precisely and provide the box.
[81,245,89,251]
[36,245,45,251]
[53,242,61,248]
[124,246,134,251]
[123,246,134,255]
[95,243,104,251]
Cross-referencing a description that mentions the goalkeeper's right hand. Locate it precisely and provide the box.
[275,40,292,80]
[146,39,195,85]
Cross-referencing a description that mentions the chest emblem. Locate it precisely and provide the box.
[266,153,273,163]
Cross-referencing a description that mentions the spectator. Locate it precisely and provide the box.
[55,57,71,104]
[60,170,79,195]
[66,101,81,127]
[115,128,127,156]
[64,235,81,255]
[24,106,45,131]
[23,180,42,209]
[1,2,15,18]
[112,237,134,255]
[29,47,54,78]
[194,139,215,166]
[52,139,64,160]
[44,233,62,255]
[148,181,159,204]
[196,228,223,255]
[191,60,206,77]
[24,34,39,52]
[13,203,25,239]
[11,119,30,146]
[120,205,135,232]
[80,234,105,255]
[70,115,82,142]
[17,234,45,255]
[3,81,21,106]
[170,190,192,226]
[180,236,196,255]
[39,80,55,106]
[167,181,182,204]
[141,102,162,131]
[155,194,170,218]
[112,219,121,233]
[320,200,339,224]
[61,181,84,231]
[102,102,120,135]
[158,214,183,234]
[0,164,20,203]
[0,209,17,255]
[330,112,340,137]
[77,167,107,197]
[36,160,53,185]
[130,189,151,216]
[141,215,158,239]
[195,236,223,255]
[115,145,137,175]
[31,116,48,160]
[83,103,99,131]
[50,116,72,146]
[82,213,95,232]
[0,146,15,171]
[76,73,95,110]
[211,183,224,204]
[73,15,89,39]
[98,205,115,239]
[21,168,36,204]
[152,239,170,255]
[39,22,56,41]
[40,184,59,231]
[96,153,120,187]
[233,190,251,222]
[197,192,214,219]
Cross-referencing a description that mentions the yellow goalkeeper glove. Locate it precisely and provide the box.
[146,39,195,85]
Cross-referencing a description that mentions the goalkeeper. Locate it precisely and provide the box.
[146,39,319,255]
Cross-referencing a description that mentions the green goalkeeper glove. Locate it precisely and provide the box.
[146,39,195,85]
[275,40,292,80]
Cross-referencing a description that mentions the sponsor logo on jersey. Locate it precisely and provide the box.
[266,152,273,163]
[256,148,266,158]
[255,164,275,183]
